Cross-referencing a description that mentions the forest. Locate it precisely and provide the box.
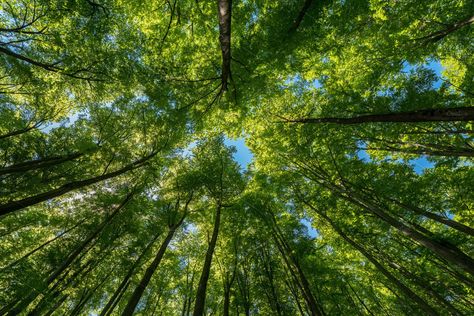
[0,0,473,315]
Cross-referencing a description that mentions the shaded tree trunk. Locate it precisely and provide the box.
[306,201,439,316]
[217,0,232,93]
[100,232,161,316]
[193,204,222,316]
[282,107,474,124]
[0,152,153,215]
[0,152,83,176]
[120,225,181,316]
[6,193,133,315]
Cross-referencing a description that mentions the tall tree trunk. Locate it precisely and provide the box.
[5,193,133,315]
[307,202,439,316]
[217,0,232,93]
[295,165,474,275]
[120,224,180,316]
[282,107,474,124]
[0,152,154,216]
[100,232,160,316]
[193,204,222,316]
[0,219,84,272]
[0,152,83,176]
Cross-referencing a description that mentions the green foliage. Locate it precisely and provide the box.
[0,0,473,315]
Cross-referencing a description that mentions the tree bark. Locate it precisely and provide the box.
[289,0,314,32]
[121,224,181,316]
[0,152,83,176]
[217,0,232,93]
[282,107,474,124]
[193,204,222,316]
[0,152,154,216]
[5,193,133,315]
[100,232,161,316]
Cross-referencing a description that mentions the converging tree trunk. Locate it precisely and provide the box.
[282,107,474,125]
[193,204,222,316]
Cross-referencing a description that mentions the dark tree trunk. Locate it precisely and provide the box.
[0,152,83,176]
[193,204,222,316]
[100,232,160,316]
[283,107,474,124]
[289,0,314,32]
[308,204,439,316]
[1,219,84,272]
[217,0,232,93]
[5,193,133,315]
[0,152,154,216]
[121,225,180,316]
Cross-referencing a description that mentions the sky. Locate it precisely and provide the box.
[224,137,254,169]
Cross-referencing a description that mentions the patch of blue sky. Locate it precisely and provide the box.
[300,218,319,239]
[355,142,435,175]
[402,59,444,89]
[224,137,253,169]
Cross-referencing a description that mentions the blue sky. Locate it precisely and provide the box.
[224,137,253,169]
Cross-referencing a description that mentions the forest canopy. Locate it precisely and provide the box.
[0,0,473,315]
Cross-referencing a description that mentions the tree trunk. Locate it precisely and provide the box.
[100,232,160,316]
[5,193,133,315]
[217,0,232,92]
[0,152,153,215]
[0,152,83,176]
[1,219,84,272]
[289,0,314,32]
[309,204,439,316]
[283,107,474,124]
[193,204,222,316]
[120,225,180,316]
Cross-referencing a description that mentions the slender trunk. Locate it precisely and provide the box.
[362,145,474,157]
[100,232,160,316]
[44,295,67,316]
[346,281,375,316]
[386,261,463,316]
[0,152,153,215]
[297,167,474,275]
[283,107,474,124]
[193,204,222,316]
[217,0,232,92]
[271,218,324,316]
[419,15,474,42]
[308,203,439,316]
[121,218,184,316]
[6,193,133,315]
[223,287,231,316]
[0,124,39,140]
[105,281,130,316]
[1,219,84,272]
[0,152,83,176]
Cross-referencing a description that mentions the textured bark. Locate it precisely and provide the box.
[295,162,474,276]
[283,107,474,124]
[0,219,84,272]
[0,124,39,140]
[217,0,232,93]
[193,204,222,316]
[419,15,474,42]
[0,152,154,215]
